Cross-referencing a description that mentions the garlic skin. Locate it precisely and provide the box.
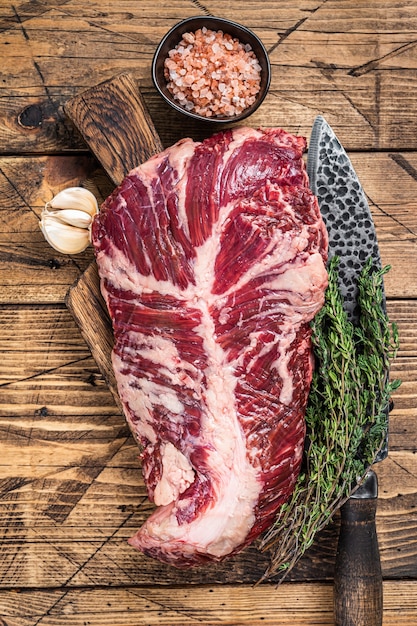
[40,187,99,254]
[45,187,99,217]
[41,216,91,255]
[43,208,93,229]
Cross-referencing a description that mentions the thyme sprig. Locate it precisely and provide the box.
[259,256,401,582]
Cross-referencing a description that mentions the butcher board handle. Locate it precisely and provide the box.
[64,73,164,410]
[334,470,383,626]
[64,72,163,186]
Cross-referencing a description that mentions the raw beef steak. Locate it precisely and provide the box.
[91,127,328,567]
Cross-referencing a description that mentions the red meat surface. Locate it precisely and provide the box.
[91,127,328,567]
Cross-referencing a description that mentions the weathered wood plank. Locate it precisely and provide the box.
[0,299,412,413]
[0,0,416,623]
[65,263,119,410]
[0,304,116,412]
[0,151,416,304]
[0,452,415,588]
[0,300,415,588]
[0,155,113,304]
[0,583,335,626]
[1,2,417,152]
[64,73,163,186]
[0,300,407,417]
[0,580,417,625]
[0,448,413,588]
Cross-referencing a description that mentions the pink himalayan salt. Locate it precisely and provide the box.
[164,27,262,118]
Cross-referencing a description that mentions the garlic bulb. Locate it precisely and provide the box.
[40,187,99,254]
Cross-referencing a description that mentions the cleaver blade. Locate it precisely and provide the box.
[307,115,387,626]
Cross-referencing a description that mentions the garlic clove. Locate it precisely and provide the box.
[43,207,93,229]
[40,215,91,255]
[45,187,99,217]
[40,186,99,254]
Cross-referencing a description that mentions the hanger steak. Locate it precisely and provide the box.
[91,127,328,567]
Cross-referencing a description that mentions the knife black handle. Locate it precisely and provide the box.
[334,470,383,626]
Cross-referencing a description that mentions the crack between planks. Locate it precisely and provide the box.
[0,354,93,389]
[389,153,417,184]
[190,0,212,16]
[367,192,417,239]
[0,164,39,220]
[349,39,417,77]
[389,456,417,482]
[267,0,330,55]
[124,585,207,623]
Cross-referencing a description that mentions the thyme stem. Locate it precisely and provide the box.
[259,256,401,582]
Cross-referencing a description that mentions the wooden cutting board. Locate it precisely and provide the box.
[63,74,340,584]
[63,73,288,585]
[64,73,164,412]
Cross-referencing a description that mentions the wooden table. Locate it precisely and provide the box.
[1,1,417,624]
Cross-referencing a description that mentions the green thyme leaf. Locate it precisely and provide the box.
[259,256,401,582]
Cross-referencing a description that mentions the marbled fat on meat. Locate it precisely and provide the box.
[91,127,328,567]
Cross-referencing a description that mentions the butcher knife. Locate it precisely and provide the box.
[307,115,387,626]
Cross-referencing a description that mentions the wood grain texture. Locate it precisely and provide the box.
[1,1,417,151]
[64,73,164,412]
[0,155,113,304]
[0,583,336,626]
[0,302,416,589]
[64,73,163,185]
[1,0,417,624]
[65,263,120,411]
[1,150,417,305]
[1,581,417,625]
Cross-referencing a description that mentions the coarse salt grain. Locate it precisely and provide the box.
[163,28,262,118]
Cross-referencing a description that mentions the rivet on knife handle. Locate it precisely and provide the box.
[334,470,383,626]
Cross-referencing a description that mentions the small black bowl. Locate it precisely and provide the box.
[152,16,271,124]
